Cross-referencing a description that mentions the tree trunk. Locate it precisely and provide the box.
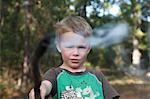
[22,0,33,89]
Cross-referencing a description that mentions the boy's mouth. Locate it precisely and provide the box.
[70,59,79,63]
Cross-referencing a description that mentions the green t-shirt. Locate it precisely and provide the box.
[56,70,104,99]
[44,68,120,99]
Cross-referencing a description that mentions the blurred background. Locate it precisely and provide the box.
[0,0,150,99]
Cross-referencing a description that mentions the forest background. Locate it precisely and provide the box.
[0,0,150,98]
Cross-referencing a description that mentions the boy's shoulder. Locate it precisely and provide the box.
[45,67,105,81]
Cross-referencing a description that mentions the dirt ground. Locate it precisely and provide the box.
[114,84,150,99]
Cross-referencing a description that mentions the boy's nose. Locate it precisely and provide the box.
[72,48,79,56]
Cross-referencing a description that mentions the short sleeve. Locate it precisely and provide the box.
[94,70,120,99]
[43,68,57,97]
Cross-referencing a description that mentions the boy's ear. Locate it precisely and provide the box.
[56,44,61,53]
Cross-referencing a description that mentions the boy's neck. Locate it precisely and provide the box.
[60,64,86,73]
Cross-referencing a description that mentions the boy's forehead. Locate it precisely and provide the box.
[60,32,81,40]
[59,32,89,45]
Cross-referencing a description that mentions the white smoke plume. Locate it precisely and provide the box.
[88,22,129,48]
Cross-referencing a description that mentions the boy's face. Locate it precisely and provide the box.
[58,32,90,69]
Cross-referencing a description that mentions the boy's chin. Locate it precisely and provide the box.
[69,64,82,69]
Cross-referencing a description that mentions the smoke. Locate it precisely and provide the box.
[48,22,130,53]
[88,22,129,48]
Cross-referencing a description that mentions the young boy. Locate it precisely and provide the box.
[29,16,120,99]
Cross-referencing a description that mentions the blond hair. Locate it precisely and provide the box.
[54,15,92,37]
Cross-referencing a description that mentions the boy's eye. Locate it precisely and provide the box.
[78,46,86,49]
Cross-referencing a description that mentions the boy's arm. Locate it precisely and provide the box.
[94,70,120,99]
[40,80,52,96]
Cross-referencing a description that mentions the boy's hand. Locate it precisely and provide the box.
[29,87,46,99]
[29,80,52,99]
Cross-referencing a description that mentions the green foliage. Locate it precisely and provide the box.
[0,1,149,97]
